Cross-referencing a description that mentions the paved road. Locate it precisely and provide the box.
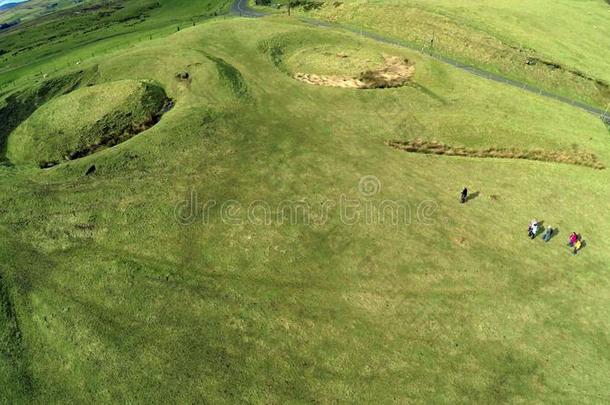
[231,0,610,123]
[231,0,266,17]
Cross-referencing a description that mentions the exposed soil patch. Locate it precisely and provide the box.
[294,73,365,88]
[85,165,96,175]
[387,139,605,170]
[295,56,415,89]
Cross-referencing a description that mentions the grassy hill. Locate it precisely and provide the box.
[263,0,610,110]
[0,0,232,85]
[0,0,609,402]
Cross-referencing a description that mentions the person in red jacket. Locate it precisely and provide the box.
[568,232,578,247]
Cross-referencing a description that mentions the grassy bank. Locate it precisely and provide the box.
[270,0,610,109]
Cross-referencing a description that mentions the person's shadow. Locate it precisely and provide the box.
[467,191,480,202]
[548,227,559,241]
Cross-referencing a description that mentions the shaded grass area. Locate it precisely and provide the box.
[0,271,32,402]
[387,139,606,170]
[206,54,251,99]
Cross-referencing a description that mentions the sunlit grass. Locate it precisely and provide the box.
[0,9,609,403]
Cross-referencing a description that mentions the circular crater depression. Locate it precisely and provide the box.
[6,79,172,167]
[286,45,415,89]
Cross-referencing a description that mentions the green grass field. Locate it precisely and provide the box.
[1,0,609,402]
[267,0,610,109]
[0,0,76,24]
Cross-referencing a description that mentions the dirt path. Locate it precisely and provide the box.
[230,0,610,122]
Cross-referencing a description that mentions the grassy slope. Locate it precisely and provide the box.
[7,80,139,163]
[281,0,610,109]
[405,0,610,81]
[0,0,76,24]
[0,0,233,86]
[6,80,168,166]
[0,13,609,402]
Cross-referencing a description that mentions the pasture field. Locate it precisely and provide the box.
[257,0,610,109]
[0,0,609,402]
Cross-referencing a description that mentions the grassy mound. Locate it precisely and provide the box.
[6,80,171,167]
[0,68,98,161]
[281,42,415,88]
[286,45,385,77]
[304,0,610,108]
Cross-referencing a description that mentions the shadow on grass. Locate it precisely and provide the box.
[573,239,587,255]
[545,227,559,242]
[467,191,480,202]
[410,83,448,105]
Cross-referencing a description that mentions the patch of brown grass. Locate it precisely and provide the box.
[386,139,605,170]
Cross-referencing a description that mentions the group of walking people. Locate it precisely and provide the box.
[460,188,585,255]
[527,220,554,241]
[527,220,583,255]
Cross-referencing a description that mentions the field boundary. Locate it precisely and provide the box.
[387,139,605,170]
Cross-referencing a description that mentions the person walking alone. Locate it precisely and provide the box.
[460,187,468,204]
